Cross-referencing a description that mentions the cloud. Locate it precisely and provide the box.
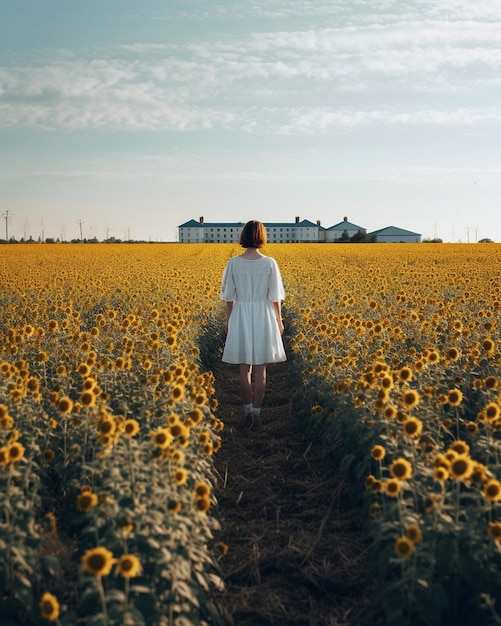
[1,1,501,133]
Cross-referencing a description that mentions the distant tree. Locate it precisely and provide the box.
[422,238,444,243]
[478,238,494,243]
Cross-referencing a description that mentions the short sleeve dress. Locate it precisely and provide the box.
[220,255,286,365]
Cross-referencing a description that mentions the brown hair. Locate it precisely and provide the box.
[239,220,267,248]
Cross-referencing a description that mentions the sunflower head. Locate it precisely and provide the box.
[39,592,60,622]
[488,521,501,542]
[82,546,114,576]
[449,455,474,481]
[395,536,414,558]
[116,554,141,578]
[390,457,413,480]
[405,523,423,544]
[371,445,386,461]
[484,479,501,502]
[383,478,402,497]
[402,417,423,439]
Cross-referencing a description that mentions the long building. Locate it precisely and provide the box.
[178,216,421,243]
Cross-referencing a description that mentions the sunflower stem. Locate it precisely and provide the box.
[96,575,108,624]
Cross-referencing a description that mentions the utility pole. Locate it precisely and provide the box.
[2,210,12,242]
[77,219,84,242]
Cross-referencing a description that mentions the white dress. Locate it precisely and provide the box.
[220,255,286,365]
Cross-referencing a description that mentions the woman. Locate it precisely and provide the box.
[220,220,286,421]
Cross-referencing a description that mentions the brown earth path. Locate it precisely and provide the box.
[210,357,381,626]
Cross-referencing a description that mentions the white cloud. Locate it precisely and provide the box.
[1,2,501,132]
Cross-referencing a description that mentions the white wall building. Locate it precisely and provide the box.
[369,226,421,243]
[178,217,421,243]
[326,217,366,242]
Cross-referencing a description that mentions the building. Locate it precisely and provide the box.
[326,217,366,242]
[177,217,245,243]
[369,226,421,243]
[178,216,322,243]
[178,217,421,243]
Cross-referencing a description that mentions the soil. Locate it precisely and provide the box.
[210,358,382,626]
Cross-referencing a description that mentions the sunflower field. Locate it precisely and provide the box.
[1,242,501,626]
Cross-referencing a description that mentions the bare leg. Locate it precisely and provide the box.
[239,364,253,405]
[253,364,267,409]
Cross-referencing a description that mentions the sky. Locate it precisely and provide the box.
[1,0,500,243]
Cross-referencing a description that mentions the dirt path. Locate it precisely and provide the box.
[211,358,380,626]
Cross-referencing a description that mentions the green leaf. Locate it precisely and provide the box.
[41,555,62,578]
[77,585,100,613]
[10,575,33,611]
[106,588,126,604]
[174,581,199,608]
[129,584,153,594]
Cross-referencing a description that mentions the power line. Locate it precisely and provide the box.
[77,219,84,242]
[2,210,13,242]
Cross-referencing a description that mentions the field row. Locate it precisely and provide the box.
[1,242,501,625]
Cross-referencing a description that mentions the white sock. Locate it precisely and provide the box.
[251,407,261,415]
[244,403,253,414]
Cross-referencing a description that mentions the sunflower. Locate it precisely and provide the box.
[8,442,25,464]
[445,347,460,361]
[448,440,470,456]
[484,376,499,390]
[97,417,116,436]
[380,406,396,422]
[482,338,495,355]
[390,457,413,480]
[446,389,463,406]
[77,490,99,513]
[82,546,114,576]
[171,449,185,464]
[124,419,140,437]
[57,396,73,415]
[433,466,449,481]
[488,522,501,542]
[449,455,474,481]
[194,482,211,498]
[80,390,96,408]
[401,390,420,409]
[168,500,182,514]
[118,516,134,535]
[0,415,14,429]
[193,391,207,406]
[405,523,423,544]
[381,375,394,390]
[483,479,501,502]
[39,592,60,622]
[383,478,402,497]
[402,417,423,439]
[465,421,479,435]
[173,468,188,485]
[371,445,386,461]
[43,448,56,462]
[484,403,501,422]
[77,362,91,377]
[394,536,414,558]
[194,495,211,513]
[151,428,172,449]
[170,422,189,439]
[189,408,204,424]
[170,385,184,402]
[365,474,376,490]
[426,349,440,364]
[116,554,141,578]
